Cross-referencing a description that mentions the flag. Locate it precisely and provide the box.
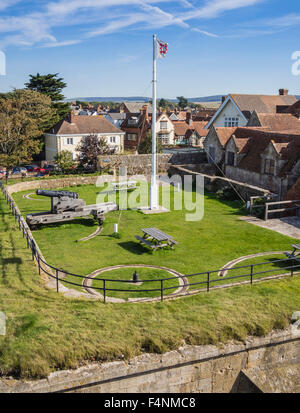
[156,39,168,58]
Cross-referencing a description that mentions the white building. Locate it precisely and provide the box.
[45,114,125,161]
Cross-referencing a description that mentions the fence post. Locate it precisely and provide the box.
[250,265,253,284]
[264,203,269,221]
[161,280,164,302]
[37,255,41,275]
[56,269,59,292]
[103,280,106,304]
[291,259,294,277]
[207,272,210,292]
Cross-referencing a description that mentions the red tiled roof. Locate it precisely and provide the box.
[174,121,209,138]
[255,113,300,131]
[214,127,238,147]
[230,94,297,119]
[48,115,122,135]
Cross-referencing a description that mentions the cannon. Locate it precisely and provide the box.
[26,189,118,228]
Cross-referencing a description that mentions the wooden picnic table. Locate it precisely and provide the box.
[284,244,300,261]
[135,227,178,251]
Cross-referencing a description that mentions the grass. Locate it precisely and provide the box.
[0,182,299,379]
[12,183,300,298]
[92,268,179,300]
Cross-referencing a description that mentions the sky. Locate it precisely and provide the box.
[0,0,300,99]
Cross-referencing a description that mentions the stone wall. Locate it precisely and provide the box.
[0,327,299,393]
[98,152,207,176]
[5,176,114,195]
[169,165,271,200]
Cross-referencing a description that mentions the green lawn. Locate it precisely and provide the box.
[0,182,299,379]
[12,183,299,298]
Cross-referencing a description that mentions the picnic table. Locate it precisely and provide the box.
[135,227,178,251]
[284,244,300,262]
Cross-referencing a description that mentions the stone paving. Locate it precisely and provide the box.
[240,216,300,239]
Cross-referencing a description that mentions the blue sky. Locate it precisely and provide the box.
[0,0,300,99]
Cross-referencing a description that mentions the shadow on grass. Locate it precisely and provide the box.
[118,241,152,255]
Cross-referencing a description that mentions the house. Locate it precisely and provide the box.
[121,106,176,150]
[203,126,238,164]
[45,114,125,161]
[205,89,298,129]
[223,128,300,196]
[173,113,208,147]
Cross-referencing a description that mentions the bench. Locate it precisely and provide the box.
[135,235,157,250]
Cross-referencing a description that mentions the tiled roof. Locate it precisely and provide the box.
[48,115,123,135]
[214,127,238,147]
[255,113,300,131]
[122,102,152,114]
[230,94,298,119]
[174,121,209,138]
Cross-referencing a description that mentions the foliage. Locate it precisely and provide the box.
[138,132,162,154]
[0,89,56,170]
[176,96,188,109]
[54,150,76,173]
[216,186,239,201]
[76,134,112,171]
[25,73,70,123]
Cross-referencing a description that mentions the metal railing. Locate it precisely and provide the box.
[1,181,299,303]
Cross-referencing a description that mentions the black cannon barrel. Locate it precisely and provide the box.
[36,189,79,199]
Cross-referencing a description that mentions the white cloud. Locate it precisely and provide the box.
[192,28,219,38]
[0,0,285,49]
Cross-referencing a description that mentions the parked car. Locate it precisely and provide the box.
[24,164,45,173]
[11,167,28,176]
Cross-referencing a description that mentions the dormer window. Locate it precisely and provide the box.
[128,117,138,126]
[160,121,168,130]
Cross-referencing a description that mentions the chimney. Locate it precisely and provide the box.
[279,89,289,96]
[186,111,193,126]
[69,111,75,124]
[141,104,149,120]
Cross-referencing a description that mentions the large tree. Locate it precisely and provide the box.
[77,134,112,171]
[176,96,188,109]
[0,89,56,171]
[25,73,70,123]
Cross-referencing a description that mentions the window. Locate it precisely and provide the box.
[127,133,137,141]
[160,121,168,130]
[160,134,169,145]
[264,159,275,175]
[208,146,215,163]
[110,136,116,143]
[224,117,239,127]
[128,117,138,126]
[66,138,74,145]
[227,151,235,166]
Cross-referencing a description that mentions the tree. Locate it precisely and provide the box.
[158,98,168,109]
[54,150,76,173]
[76,134,112,171]
[0,89,56,171]
[25,73,70,123]
[138,132,162,154]
[177,96,188,109]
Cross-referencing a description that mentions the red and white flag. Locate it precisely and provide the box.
[156,39,168,58]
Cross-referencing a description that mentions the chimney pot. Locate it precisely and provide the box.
[279,89,289,96]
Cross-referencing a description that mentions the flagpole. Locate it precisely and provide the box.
[150,34,158,209]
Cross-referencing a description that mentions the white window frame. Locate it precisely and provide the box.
[224,117,239,127]
[66,138,74,145]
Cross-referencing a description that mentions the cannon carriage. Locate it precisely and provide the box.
[26,189,118,228]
